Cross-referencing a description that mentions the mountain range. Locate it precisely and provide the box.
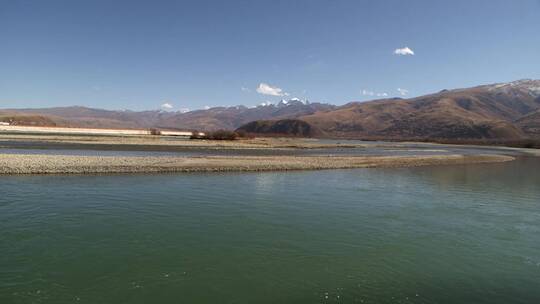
[0,98,334,131]
[2,79,540,140]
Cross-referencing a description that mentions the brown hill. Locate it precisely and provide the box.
[236,119,321,137]
[0,113,59,126]
[7,106,175,129]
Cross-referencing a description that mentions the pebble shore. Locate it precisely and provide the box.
[0,154,514,174]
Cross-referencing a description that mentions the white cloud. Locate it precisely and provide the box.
[397,88,409,96]
[204,106,211,110]
[161,103,173,110]
[256,83,289,96]
[377,92,389,97]
[178,108,190,113]
[394,47,415,56]
[241,87,250,92]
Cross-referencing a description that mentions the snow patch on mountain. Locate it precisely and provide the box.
[488,79,540,97]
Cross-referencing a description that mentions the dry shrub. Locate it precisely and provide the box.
[191,130,239,140]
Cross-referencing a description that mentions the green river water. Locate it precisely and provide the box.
[1,157,540,303]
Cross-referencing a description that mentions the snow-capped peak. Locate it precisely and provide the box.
[259,101,273,107]
[487,79,540,97]
[276,98,309,107]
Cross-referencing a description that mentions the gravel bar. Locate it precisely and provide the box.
[0,154,514,174]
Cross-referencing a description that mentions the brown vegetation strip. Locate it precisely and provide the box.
[0,154,514,174]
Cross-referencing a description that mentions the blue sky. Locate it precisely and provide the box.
[1,0,539,111]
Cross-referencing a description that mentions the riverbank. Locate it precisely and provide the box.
[0,154,514,174]
[2,133,539,156]
[0,133,358,149]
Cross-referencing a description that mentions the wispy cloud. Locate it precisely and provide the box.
[241,87,250,92]
[397,88,409,96]
[256,83,289,96]
[161,102,173,110]
[362,89,375,96]
[362,90,388,97]
[394,47,415,56]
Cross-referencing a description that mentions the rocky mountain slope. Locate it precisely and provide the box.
[300,79,540,139]
[156,99,335,131]
[516,109,540,137]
